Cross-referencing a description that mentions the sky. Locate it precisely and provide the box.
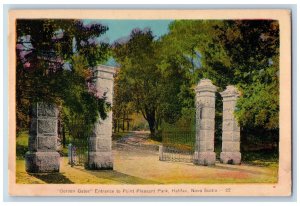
[83,20,173,66]
[84,19,173,43]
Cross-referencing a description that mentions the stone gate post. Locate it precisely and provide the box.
[25,102,60,173]
[194,79,217,166]
[88,65,116,170]
[220,85,241,164]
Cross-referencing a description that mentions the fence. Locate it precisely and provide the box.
[68,138,89,166]
[160,130,196,162]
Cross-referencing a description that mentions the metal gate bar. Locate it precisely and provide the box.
[161,130,195,163]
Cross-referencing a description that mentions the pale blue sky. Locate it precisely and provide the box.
[83,20,173,66]
[83,19,173,43]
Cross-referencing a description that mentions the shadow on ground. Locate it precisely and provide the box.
[157,160,268,175]
[75,167,160,184]
[30,173,74,184]
[212,164,266,175]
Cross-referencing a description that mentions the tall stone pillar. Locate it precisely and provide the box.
[194,79,217,166]
[88,65,116,170]
[220,85,241,165]
[25,103,60,173]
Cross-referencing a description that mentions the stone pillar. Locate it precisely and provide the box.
[220,85,241,165]
[25,103,60,173]
[194,79,217,166]
[88,65,116,170]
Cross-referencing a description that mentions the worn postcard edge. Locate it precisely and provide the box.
[7,9,292,197]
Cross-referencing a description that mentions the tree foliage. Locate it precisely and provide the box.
[163,20,279,132]
[112,20,279,144]
[17,18,280,147]
[16,19,110,136]
[112,29,189,138]
[212,21,279,131]
[156,19,279,148]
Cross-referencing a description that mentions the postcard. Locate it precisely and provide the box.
[8,9,291,196]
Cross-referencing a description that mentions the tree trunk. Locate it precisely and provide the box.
[148,120,156,137]
[146,113,158,140]
[117,119,120,132]
[122,114,125,131]
[126,113,129,131]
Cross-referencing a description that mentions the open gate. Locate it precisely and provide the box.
[160,129,196,162]
[67,132,89,167]
[68,139,88,166]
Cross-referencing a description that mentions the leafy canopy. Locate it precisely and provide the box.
[16,19,110,136]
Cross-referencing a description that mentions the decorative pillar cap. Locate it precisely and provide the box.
[195,79,217,93]
[93,65,117,74]
[92,65,118,80]
[220,85,240,98]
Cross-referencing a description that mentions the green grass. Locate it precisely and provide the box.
[16,158,158,184]
[16,131,28,145]
[16,131,29,159]
[242,149,279,166]
[60,147,69,157]
[16,131,70,158]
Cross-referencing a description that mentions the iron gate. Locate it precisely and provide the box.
[160,130,195,162]
[68,138,89,166]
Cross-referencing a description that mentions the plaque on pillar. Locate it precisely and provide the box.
[194,79,217,166]
[25,102,60,173]
[220,85,241,165]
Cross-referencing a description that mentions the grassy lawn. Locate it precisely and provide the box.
[16,158,156,184]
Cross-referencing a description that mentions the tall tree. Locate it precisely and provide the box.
[16,19,110,135]
[113,29,189,138]
[112,69,135,132]
[112,29,161,138]
[211,20,279,131]
[161,20,279,145]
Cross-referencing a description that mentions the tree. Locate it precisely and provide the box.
[112,28,189,139]
[158,20,225,136]
[210,20,279,131]
[161,20,279,147]
[16,19,110,137]
[112,69,135,132]
[112,29,161,138]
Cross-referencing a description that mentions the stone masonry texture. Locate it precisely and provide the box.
[194,79,217,166]
[88,65,116,170]
[220,85,241,165]
[25,102,60,173]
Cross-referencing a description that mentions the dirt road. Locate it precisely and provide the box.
[16,131,278,184]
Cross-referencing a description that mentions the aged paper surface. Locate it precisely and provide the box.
[8,9,291,196]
